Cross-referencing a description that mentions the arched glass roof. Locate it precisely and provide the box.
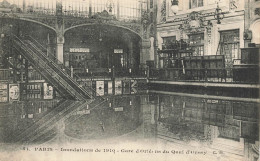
[0,0,148,20]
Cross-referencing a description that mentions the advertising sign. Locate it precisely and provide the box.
[96,81,104,96]
[115,87,122,95]
[115,80,122,88]
[70,48,90,53]
[108,81,113,94]
[114,49,123,54]
[0,83,8,102]
[114,107,124,112]
[9,84,20,102]
[43,83,54,99]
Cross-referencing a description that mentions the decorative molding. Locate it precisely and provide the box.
[141,10,150,38]
[179,11,207,34]
[229,0,239,12]
[206,20,213,44]
[25,17,56,28]
[0,3,143,39]
[90,10,116,21]
[243,29,252,40]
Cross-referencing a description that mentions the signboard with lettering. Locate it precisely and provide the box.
[108,81,113,94]
[115,80,122,88]
[74,110,91,115]
[20,83,43,100]
[70,48,90,53]
[114,49,123,54]
[114,107,124,112]
[9,84,20,102]
[96,81,104,96]
[0,83,8,102]
[43,83,54,99]
[115,88,122,95]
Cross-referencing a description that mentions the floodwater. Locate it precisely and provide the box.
[0,88,259,161]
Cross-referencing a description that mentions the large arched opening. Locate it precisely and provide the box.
[0,18,56,69]
[64,24,142,75]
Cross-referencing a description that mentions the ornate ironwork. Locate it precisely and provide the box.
[90,10,116,22]
[106,0,115,13]
[214,3,224,24]
[160,0,166,23]
[179,11,207,34]
[206,20,213,44]
[141,10,150,37]
[171,0,179,6]
[27,17,56,28]
[255,8,260,16]
[0,1,143,38]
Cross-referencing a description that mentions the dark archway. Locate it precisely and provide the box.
[64,24,141,74]
[0,18,57,68]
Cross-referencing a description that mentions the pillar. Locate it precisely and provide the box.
[56,42,64,64]
[23,0,26,12]
[89,0,92,16]
[244,0,251,48]
[56,0,64,64]
[129,41,134,69]
[117,0,120,19]
[140,39,150,68]
[47,43,55,57]
[25,59,28,83]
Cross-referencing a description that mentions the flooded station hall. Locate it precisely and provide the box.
[0,0,259,161]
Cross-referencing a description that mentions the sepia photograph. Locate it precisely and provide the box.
[0,0,259,160]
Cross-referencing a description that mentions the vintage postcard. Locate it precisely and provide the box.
[0,0,259,160]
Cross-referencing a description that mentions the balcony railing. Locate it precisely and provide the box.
[149,66,259,84]
[73,67,147,79]
[0,0,145,21]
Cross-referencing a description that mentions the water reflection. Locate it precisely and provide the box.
[0,90,258,160]
[150,92,259,161]
[0,99,60,143]
[64,95,142,140]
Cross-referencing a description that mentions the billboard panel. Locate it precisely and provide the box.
[9,84,20,102]
[0,83,8,102]
[43,83,54,99]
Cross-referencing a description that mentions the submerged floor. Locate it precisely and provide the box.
[0,87,259,161]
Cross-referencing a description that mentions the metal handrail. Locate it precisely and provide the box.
[25,39,90,99]
[13,38,85,100]
[13,44,72,98]
[16,36,92,100]
[22,36,88,97]
[25,35,104,100]
[65,99,108,125]
[15,99,70,140]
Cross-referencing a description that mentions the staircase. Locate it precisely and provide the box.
[14,98,108,143]
[12,35,94,101]
[10,35,110,143]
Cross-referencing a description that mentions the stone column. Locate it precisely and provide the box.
[128,41,134,69]
[56,42,64,64]
[123,33,134,69]
[140,39,150,68]
[56,0,64,64]
[22,0,26,12]
[117,0,120,19]
[89,0,92,16]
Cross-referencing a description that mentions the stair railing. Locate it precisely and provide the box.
[24,39,89,99]
[24,35,104,101]
[13,37,85,100]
